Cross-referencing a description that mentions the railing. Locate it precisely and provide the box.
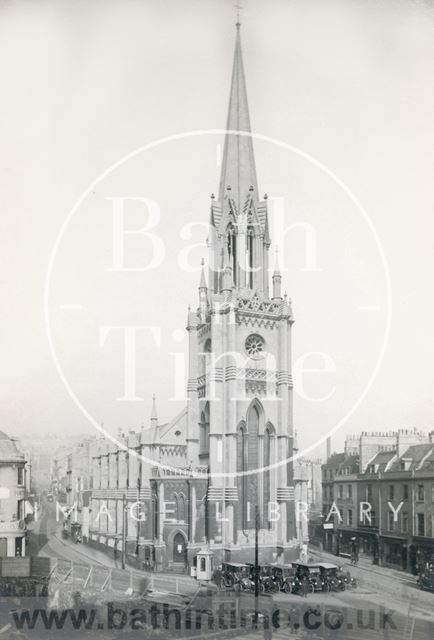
[151,465,208,478]
[48,559,197,598]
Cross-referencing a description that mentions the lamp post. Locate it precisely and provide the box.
[254,504,260,621]
[135,476,141,557]
[121,493,127,570]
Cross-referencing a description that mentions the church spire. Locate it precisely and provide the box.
[218,23,258,213]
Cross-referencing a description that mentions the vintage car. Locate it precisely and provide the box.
[241,563,273,593]
[61,520,82,543]
[213,562,250,590]
[253,564,280,593]
[317,563,346,592]
[337,566,357,588]
[269,563,297,593]
[292,562,324,594]
[418,561,434,592]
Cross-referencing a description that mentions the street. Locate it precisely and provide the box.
[22,506,434,640]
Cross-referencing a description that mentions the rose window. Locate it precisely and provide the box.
[245,334,265,357]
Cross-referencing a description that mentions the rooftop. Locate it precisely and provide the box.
[0,431,25,463]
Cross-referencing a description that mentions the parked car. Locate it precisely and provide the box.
[251,564,279,593]
[292,562,324,594]
[213,562,250,590]
[317,563,346,592]
[269,563,297,593]
[337,566,357,588]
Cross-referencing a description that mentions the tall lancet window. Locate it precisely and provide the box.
[199,402,210,458]
[246,403,260,524]
[263,424,275,528]
[236,423,248,533]
[247,225,254,288]
[227,224,237,285]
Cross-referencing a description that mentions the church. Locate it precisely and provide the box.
[88,23,307,572]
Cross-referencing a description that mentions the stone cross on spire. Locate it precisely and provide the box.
[218,21,258,213]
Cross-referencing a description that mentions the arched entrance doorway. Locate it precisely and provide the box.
[173,532,187,564]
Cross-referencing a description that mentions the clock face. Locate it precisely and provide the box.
[45,131,390,473]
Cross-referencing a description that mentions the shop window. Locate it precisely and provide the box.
[417,513,425,536]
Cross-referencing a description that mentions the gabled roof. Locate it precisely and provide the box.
[364,450,396,473]
[388,444,434,472]
[336,454,359,475]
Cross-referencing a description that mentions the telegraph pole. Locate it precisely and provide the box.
[135,476,141,557]
[254,504,260,623]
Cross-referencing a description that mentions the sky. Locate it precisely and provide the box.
[1,0,434,460]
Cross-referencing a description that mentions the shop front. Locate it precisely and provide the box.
[335,528,379,564]
[380,535,407,570]
[412,537,434,574]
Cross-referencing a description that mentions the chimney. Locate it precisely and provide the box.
[326,437,331,461]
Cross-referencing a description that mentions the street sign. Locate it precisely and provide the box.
[323,523,334,530]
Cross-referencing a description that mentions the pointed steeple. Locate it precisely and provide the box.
[218,23,258,213]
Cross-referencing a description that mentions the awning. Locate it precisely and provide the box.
[380,534,407,542]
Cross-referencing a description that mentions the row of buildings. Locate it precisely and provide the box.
[321,428,434,573]
[0,431,32,557]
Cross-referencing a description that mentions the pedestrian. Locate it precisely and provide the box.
[301,575,309,598]
[350,538,358,565]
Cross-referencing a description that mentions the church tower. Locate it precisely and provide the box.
[186,23,298,561]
